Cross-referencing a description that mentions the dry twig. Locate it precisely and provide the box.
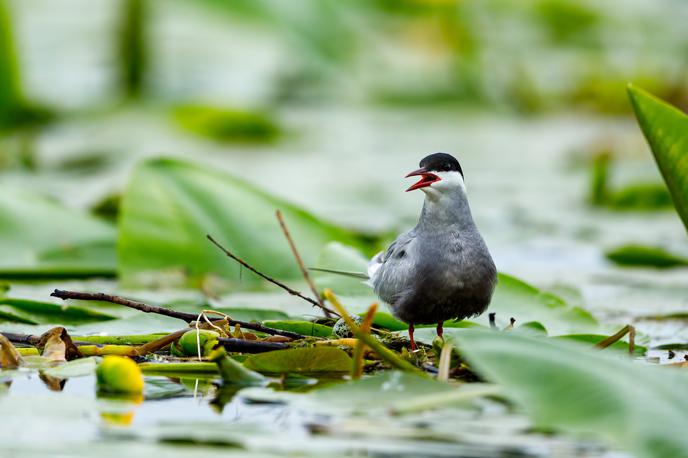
[50,289,301,339]
[276,210,335,317]
[207,234,334,315]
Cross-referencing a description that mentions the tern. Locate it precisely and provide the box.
[317,153,497,350]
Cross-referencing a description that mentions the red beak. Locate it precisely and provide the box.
[405,168,441,192]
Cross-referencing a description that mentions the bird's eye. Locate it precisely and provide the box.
[443,163,451,171]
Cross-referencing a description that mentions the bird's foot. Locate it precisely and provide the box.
[408,322,416,351]
[436,321,444,339]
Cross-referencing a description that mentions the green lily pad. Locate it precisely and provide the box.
[0,189,116,277]
[243,347,352,374]
[605,244,688,268]
[262,320,333,337]
[459,330,688,458]
[0,298,117,324]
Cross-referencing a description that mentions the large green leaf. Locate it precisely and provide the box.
[118,158,369,287]
[0,189,117,277]
[314,243,599,335]
[243,347,351,374]
[628,84,688,232]
[0,298,117,324]
[459,330,688,458]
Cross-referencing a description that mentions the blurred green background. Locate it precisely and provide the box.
[1,0,687,314]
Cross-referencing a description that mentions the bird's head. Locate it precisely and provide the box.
[405,153,464,194]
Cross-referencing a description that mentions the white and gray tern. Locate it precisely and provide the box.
[317,153,497,350]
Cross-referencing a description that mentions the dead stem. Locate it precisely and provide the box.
[352,303,377,379]
[594,324,636,355]
[276,210,335,318]
[50,289,301,339]
[207,234,331,314]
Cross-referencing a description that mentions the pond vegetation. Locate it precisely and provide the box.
[1,1,688,457]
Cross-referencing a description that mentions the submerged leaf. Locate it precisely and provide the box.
[243,347,352,374]
[459,330,688,458]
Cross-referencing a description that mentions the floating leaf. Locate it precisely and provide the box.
[0,298,117,325]
[243,347,351,374]
[605,244,688,268]
[43,357,97,379]
[459,330,688,458]
[262,320,333,337]
[628,85,688,232]
[0,189,116,277]
[118,158,369,287]
[173,104,280,143]
[481,274,599,335]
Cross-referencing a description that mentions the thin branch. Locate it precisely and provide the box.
[206,234,331,314]
[1,331,40,346]
[275,210,335,318]
[50,289,302,340]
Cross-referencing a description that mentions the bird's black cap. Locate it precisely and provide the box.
[419,153,463,177]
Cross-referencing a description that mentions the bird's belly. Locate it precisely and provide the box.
[386,269,494,325]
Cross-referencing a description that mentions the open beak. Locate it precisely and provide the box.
[405,168,441,192]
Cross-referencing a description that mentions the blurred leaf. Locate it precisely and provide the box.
[173,105,280,143]
[0,297,118,325]
[0,189,117,277]
[608,183,673,210]
[118,0,147,98]
[628,85,688,232]
[262,320,333,337]
[243,347,351,374]
[0,298,117,325]
[459,330,688,458]
[605,244,688,269]
[118,158,369,287]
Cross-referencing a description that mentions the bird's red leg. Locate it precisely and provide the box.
[436,321,444,339]
[408,322,416,351]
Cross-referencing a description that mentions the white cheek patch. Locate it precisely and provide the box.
[430,171,465,192]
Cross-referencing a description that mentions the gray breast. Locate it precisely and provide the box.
[372,227,497,325]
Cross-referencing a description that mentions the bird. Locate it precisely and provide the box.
[316,153,497,350]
